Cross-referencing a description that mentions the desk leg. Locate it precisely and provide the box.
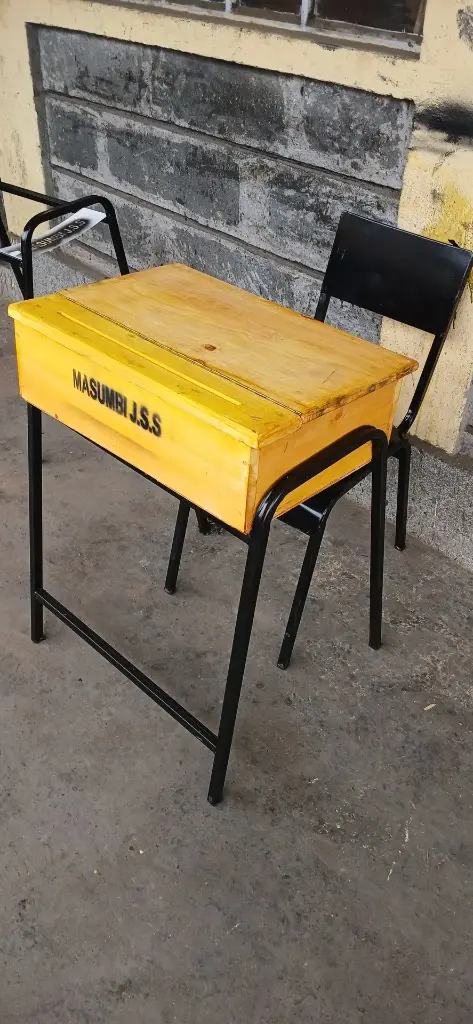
[165,500,190,595]
[395,442,411,552]
[28,404,44,643]
[165,504,211,594]
[369,446,387,650]
[195,510,211,535]
[208,530,269,806]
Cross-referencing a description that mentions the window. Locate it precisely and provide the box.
[134,0,425,45]
[317,0,424,32]
[230,0,425,37]
[227,0,425,36]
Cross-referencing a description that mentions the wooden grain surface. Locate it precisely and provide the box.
[60,264,417,421]
[9,264,417,531]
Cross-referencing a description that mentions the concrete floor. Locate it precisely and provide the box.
[1,302,473,1024]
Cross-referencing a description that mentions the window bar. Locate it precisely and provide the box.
[300,0,312,26]
[414,0,427,35]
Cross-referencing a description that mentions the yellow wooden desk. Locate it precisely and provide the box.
[10,264,415,533]
[8,265,416,804]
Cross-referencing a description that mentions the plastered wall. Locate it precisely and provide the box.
[1,0,473,452]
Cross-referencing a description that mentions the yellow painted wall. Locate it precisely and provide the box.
[0,0,472,452]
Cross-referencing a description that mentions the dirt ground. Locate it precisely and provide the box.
[0,302,472,1023]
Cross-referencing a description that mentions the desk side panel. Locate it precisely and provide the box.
[249,383,397,527]
[14,322,252,532]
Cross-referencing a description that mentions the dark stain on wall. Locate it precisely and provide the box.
[416,103,473,142]
[457,6,473,49]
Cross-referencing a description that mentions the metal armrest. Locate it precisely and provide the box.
[0,182,129,298]
[0,179,64,208]
[253,425,388,538]
[20,194,129,297]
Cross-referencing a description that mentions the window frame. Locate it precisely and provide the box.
[316,0,426,34]
[126,0,425,55]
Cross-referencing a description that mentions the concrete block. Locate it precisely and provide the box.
[37,25,154,111]
[46,97,398,271]
[35,27,412,188]
[50,168,381,340]
[46,101,99,174]
[0,263,17,300]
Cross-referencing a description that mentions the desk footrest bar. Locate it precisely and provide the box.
[36,588,217,752]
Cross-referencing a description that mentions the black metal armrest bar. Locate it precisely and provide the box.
[21,194,129,296]
[0,183,129,299]
[253,424,387,533]
[0,180,65,207]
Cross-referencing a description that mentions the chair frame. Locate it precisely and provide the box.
[277,213,473,667]
[164,213,473,672]
[0,180,129,299]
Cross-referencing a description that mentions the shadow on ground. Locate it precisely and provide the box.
[0,303,472,1023]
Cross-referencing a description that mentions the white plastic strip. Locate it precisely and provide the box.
[0,207,106,262]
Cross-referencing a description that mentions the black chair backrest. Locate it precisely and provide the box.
[316,212,473,435]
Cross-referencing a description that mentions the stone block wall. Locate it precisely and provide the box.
[29,27,413,339]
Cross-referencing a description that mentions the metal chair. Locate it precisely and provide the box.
[164,213,473,668]
[0,180,129,301]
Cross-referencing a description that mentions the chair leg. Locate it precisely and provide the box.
[277,522,327,671]
[207,530,270,806]
[195,509,211,535]
[28,404,44,643]
[164,500,190,595]
[369,445,388,651]
[395,443,411,552]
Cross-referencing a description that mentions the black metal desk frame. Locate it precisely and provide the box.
[1,183,388,804]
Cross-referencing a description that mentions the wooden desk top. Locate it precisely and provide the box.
[10,264,419,531]
[10,264,417,448]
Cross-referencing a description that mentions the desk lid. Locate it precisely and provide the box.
[9,264,417,446]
